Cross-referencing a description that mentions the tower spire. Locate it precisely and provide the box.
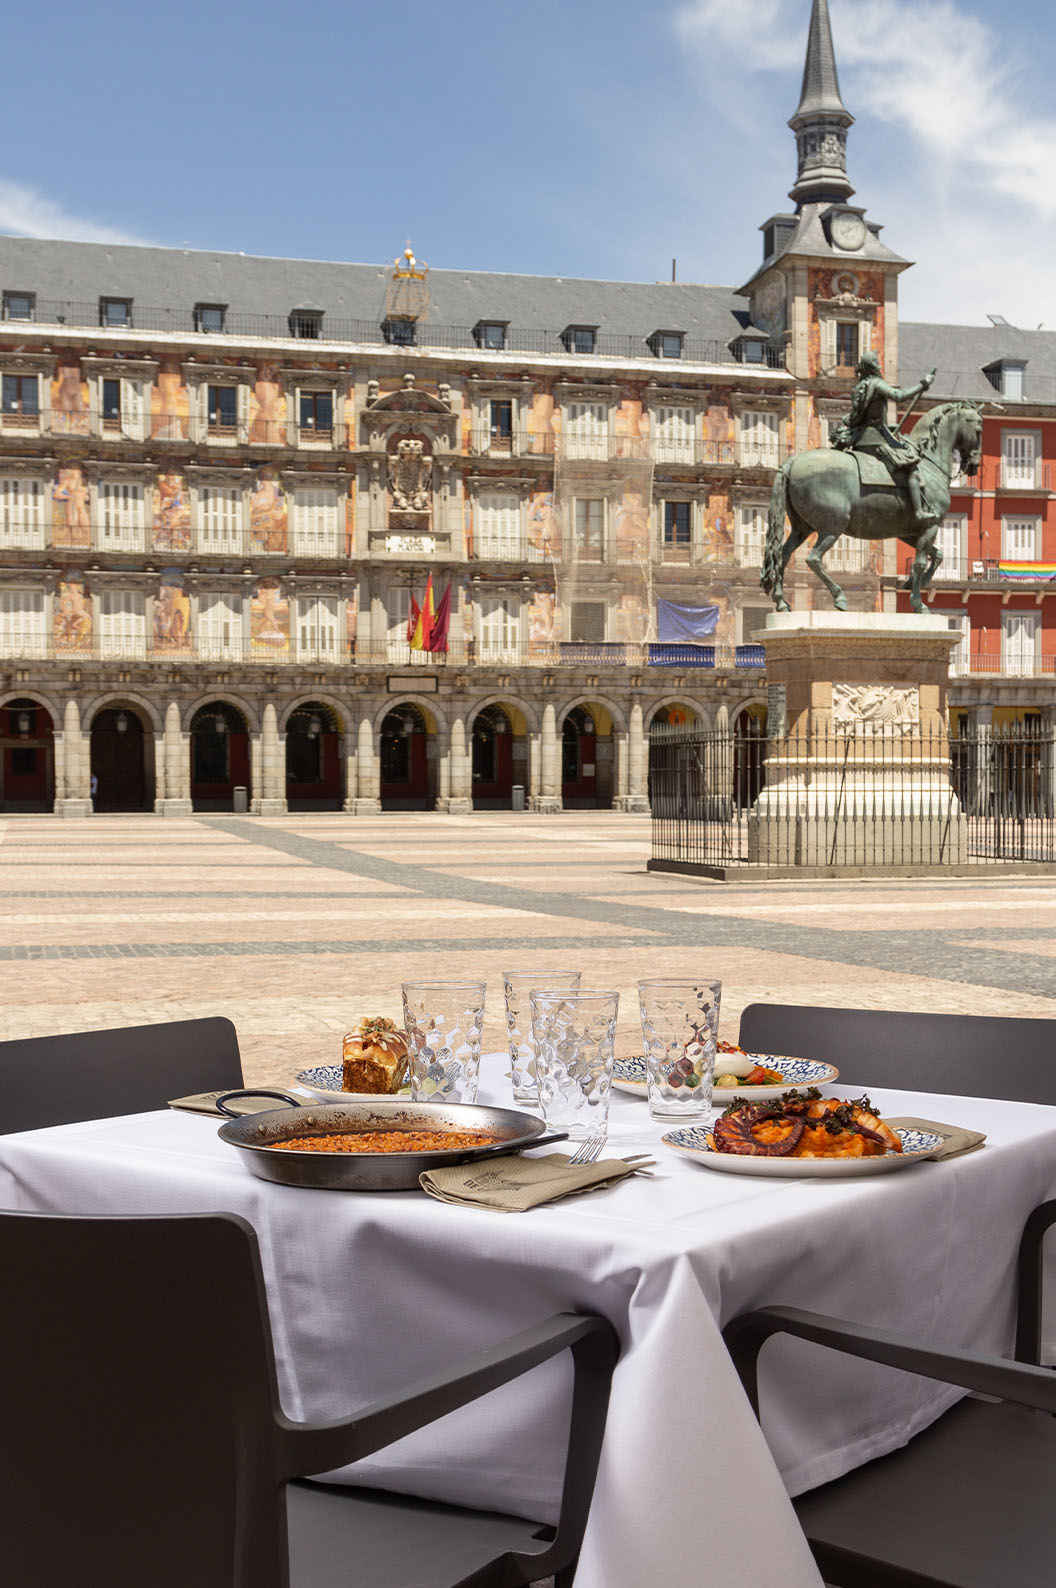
[788,0,855,208]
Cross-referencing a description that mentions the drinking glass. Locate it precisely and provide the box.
[502,969,582,1105]
[529,989,619,1144]
[637,979,722,1121]
[402,981,487,1105]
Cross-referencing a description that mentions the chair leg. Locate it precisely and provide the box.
[1015,1199,1056,1365]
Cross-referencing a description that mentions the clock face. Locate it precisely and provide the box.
[830,210,866,251]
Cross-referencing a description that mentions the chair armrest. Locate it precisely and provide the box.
[1015,1198,1056,1364]
[276,1310,618,1478]
[724,1305,1056,1419]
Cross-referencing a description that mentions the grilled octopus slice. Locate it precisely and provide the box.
[712,1104,806,1156]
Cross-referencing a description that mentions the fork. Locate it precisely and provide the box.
[568,1139,656,1171]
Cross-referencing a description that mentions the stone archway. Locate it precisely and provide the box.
[286,700,343,812]
[471,703,515,809]
[0,697,55,812]
[559,702,617,809]
[380,702,434,810]
[89,703,153,812]
[190,703,252,811]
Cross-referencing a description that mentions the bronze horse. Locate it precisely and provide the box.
[760,401,983,612]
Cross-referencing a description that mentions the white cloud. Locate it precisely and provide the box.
[673,0,1056,324]
[0,179,146,245]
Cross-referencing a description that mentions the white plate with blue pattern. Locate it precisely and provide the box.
[612,1054,839,1104]
[296,1065,411,1104]
[662,1122,945,1177]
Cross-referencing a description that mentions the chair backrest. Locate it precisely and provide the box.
[738,1002,1056,1105]
[0,1016,243,1133]
[0,1210,290,1588]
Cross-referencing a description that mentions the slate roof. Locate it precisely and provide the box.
[900,321,1056,405]
[0,234,755,346]
[792,0,851,123]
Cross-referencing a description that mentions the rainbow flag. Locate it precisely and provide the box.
[998,561,1056,580]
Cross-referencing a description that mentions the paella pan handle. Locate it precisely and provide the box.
[214,1088,305,1117]
[467,1128,570,1158]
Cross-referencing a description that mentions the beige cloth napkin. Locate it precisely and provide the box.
[420,1152,642,1212]
[886,1116,987,1160]
[167,1091,283,1118]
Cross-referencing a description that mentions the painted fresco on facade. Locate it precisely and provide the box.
[528,588,559,647]
[346,592,358,656]
[526,389,556,455]
[249,364,286,445]
[704,491,733,559]
[250,576,289,654]
[705,395,735,463]
[612,591,650,642]
[614,396,648,457]
[807,268,886,380]
[344,479,356,556]
[152,358,190,440]
[614,485,650,559]
[250,470,287,552]
[151,472,192,553]
[527,490,561,556]
[152,568,191,652]
[53,572,92,651]
[51,358,89,435]
[52,466,90,549]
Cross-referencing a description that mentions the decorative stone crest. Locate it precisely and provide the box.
[389,438,431,513]
[831,683,920,733]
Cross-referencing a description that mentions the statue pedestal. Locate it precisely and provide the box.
[748,612,966,868]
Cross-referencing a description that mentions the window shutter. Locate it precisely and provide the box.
[198,593,243,659]
[933,516,965,579]
[822,318,836,371]
[1003,432,1036,488]
[477,492,521,556]
[293,489,338,555]
[237,382,250,441]
[477,596,518,659]
[99,483,144,551]
[947,612,970,675]
[1002,611,1038,674]
[100,590,146,655]
[1002,517,1040,560]
[120,379,145,441]
[0,590,45,652]
[200,487,243,554]
[740,411,779,467]
[736,506,766,565]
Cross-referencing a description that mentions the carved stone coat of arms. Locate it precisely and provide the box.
[389,438,432,513]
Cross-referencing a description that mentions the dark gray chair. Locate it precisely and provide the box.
[738,1002,1056,1106]
[0,1015,244,1133]
[1,1209,618,1588]
[725,1304,1056,1588]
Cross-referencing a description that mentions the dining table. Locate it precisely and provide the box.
[2,1054,1055,1588]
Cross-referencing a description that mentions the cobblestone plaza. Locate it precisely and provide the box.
[2,809,1053,1087]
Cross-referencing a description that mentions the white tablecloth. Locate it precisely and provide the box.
[3,1060,1056,1588]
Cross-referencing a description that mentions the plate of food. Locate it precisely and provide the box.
[297,1016,412,1103]
[662,1089,944,1178]
[612,1048,839,1103]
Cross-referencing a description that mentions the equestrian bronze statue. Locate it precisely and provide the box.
[760,356,983,612]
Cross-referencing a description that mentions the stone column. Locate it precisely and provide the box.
[341,730,358,812]
[438,714,472,814]
[353,715,381,813]
[531,702,562,812]
[527,729,541,808]
[156,700,193,816]
[250,729,263,813]
[56,697,91,817]
[614,703,650,812]
[256,701,288,815]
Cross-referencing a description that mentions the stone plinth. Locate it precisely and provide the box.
[749,613,966,867]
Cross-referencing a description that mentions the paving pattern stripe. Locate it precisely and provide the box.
[194,817,1056,1001]
[0,936,672,961]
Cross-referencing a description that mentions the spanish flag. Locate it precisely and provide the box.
[409,574,435,650]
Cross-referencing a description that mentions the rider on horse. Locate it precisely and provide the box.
[830,351,936,527]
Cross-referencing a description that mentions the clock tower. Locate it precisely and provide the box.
[739,0,912,451]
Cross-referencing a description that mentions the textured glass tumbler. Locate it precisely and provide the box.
[638,978,722,1120]
[502,969,582,1105]
[402,981,486,1105]
[530,989,619,1143]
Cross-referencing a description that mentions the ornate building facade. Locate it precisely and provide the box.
[0,0,1048,814]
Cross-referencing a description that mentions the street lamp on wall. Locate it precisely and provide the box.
[16,710,30,736]
[214,712,228,736]
[401,713,417,736]
[307,713,322,739]
[115,711,129,735]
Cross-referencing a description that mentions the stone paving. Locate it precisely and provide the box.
[0,810,1054,1089]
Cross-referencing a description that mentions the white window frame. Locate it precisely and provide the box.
[1002,611,1039,676]
[97,590,146,659]
[946,611,970,676]
[0,476,46,550]
[0,588,47,656]
[197,592,244,661]
[827,537,873,574]
[474,491,522,558]
[296,594,342,661]
[293,386,338,449]
[652,404,696,464]
[563,400,610,461]
[290,487,341,557]
[739,409,781,468]
[197,485,245,556]
[96,481,146,553]
[385,587,431,664]
[932,515,966,581]
[0,370,42,435]
[1001,515,1041,562]
[475,594,521,662]
[1002,430,1038,490]
[572,496,606,559]
[734,503,767,567]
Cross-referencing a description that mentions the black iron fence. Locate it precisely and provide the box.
[649,722,1056,872]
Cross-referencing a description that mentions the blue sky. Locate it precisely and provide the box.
[6,0,1055,328]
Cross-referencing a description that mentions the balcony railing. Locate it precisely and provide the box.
[926,556,1056,584]
[0,520,348,559]
[0,634,771,670]
[0,409,352,450]
[998,459,1053,491]
[0,303,789,369]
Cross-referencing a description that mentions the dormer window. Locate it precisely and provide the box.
[100,297,132,328]
[289,306,323,339]
[3,292,34,322]
[649,331,684,360]
[474,321,508,351]
[734,335,769,365]
[984,360,1026,401]
[383,319,416,347]
[194,303,226,334]
[561,325,597,355]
